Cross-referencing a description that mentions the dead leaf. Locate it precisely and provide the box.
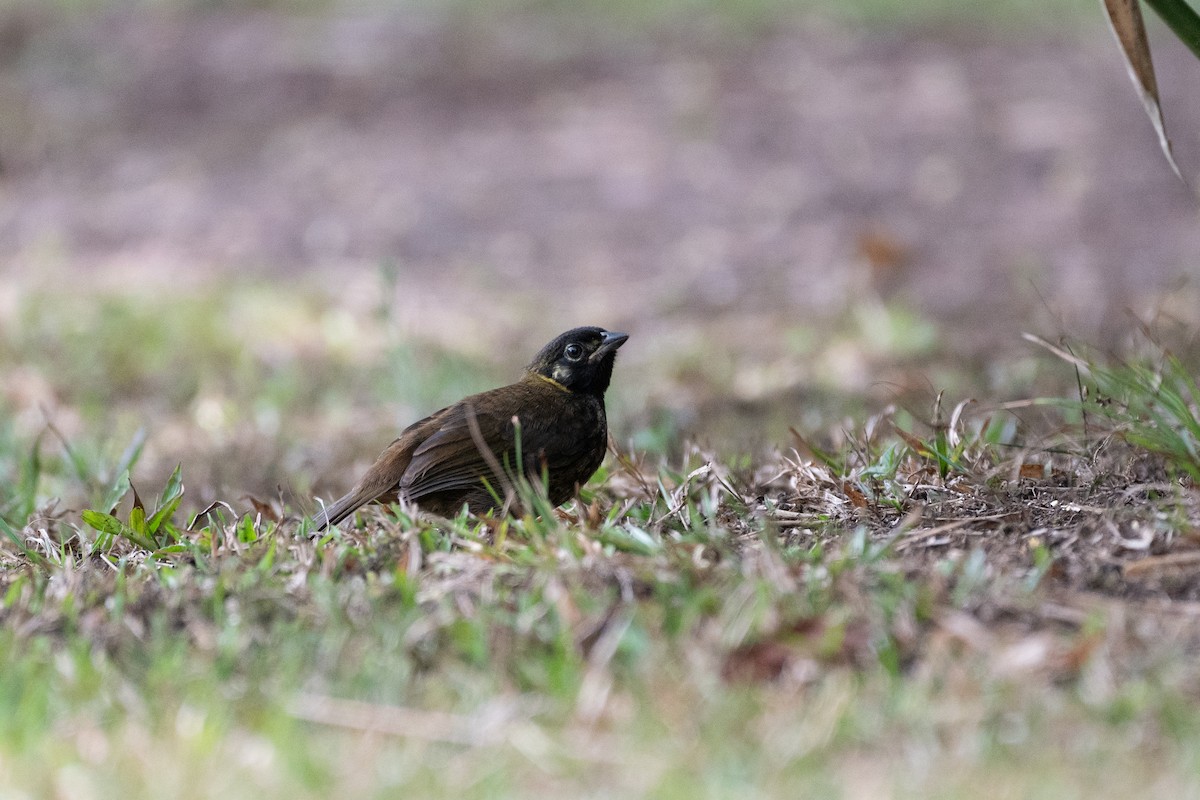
[721,617,826,683]
[188,500,236,531]
[1102,0,1188,185]
[858,226,911,290]
[242,494,281,522]
[1056,631,1104,675]
[585,499,603,530]
[1123,550,1200,577]
[842,481,869,508]
[894,427,928,456]
[1019,463,1046,480]
[721,640,793,683]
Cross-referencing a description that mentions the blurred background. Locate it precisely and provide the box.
[1,0,1198,510]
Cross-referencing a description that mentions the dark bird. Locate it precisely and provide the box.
[312,326,628,530]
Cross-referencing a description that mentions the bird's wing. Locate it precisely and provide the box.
[400,401,516,501]
[314,381,575,529]
[312,405,453,529]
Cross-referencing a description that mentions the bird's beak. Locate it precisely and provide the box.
[589,330,629,362]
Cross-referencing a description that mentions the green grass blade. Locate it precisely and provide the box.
[148,497,183,539]
[155,465,185,515]
[1145,0,1200,61]
[82,509,156,551]
[113,428,147,482]
[99,469,132,515]
[0,516,48,566]
[81,509,125,538]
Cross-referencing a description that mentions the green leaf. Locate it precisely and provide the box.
[82,510,126,537]
[148,495,183,536]
[129,505,147,538]
[100,469,132,515]
[254,535,278,574]
[598,524,660,555]
[237,514,259,544]
[147,465,185,535]
[155,464,185,515]
[15,435,42,523]
[113,427,148,482]
[0,517,47,567]
[83,509,156,551]
[1145,0,1200,61]
[3,573,28,606]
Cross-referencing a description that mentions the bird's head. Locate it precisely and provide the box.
[527,327,629,396]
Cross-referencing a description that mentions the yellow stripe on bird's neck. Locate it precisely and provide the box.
[533,372,571,393]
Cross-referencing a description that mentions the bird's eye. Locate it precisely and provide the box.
[564,343,584,361]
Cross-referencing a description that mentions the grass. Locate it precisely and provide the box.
[1029,333,1200,481]
[6,275,1200,796]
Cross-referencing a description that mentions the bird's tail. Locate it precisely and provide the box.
[311,487,375,531]
[311,440,408,531]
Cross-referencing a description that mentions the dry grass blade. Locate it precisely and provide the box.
[463,403,516,513]
[1102,0,1189,186]
[896,518,973,552]
[288,694,511,746]
[575,604,636,724]
[1123,550,1200,577]
[289,694,629,765]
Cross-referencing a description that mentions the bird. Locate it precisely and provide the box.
[311,326,628,530]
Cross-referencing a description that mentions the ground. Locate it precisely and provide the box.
[3,2,1200,797]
